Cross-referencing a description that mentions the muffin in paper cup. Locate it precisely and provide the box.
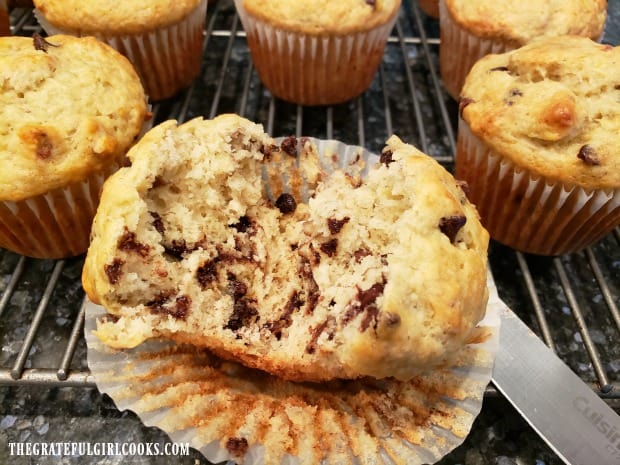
[84,136,500,465]
[456,36,620,256]
[234,0,401,106]
[0,34,149,259]
[0,164,121,259]
[455,124,620,256]
[438,0,607,100]
[34,0,207,101]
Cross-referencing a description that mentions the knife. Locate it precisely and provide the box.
[491,298,620,465]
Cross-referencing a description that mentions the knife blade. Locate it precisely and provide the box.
[491,300,620,465]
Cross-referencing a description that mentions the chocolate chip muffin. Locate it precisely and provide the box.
[83,114,489,382]
[439,0,607,99]
[34,0,207,101]
[456,35,620,255]
[0,34,148,258]
[234,0,402,105]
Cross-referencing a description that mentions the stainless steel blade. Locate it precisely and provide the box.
[492,303,620,465]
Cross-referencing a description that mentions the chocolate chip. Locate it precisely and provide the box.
[117,230,150,257]
[225,298,258,331]
[577,144,600,166]
[439,215,467,243]
[164,239,189,260]
[152,176,167,188]
[230,215,252,233]
[306,318,330,354]
[358,282,385,310]
[147,291,192,320]
[225,437,248,457]
[509,88,523,97]
[33,33,58,53]
[354,248,371,263]
[320,238,338,257]
[365,0,376,6]
[104,259,124,284]
[300,258,320,314]
[327,217,350,234]
[196,259,218,289]
[458,97,474,119]
[343,281,386,328]
[260,143,278,160]
[265,291,303,340]
[280,136,298,157]
[275,193,297,214]
[380,150,394,167]
[227,273,247,298]
[169,295,191,320]
[150,212,165,234]
[360,305,379,332]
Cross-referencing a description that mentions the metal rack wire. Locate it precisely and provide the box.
[0,0,618,413]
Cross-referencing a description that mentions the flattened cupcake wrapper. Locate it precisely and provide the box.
[438,0,512,100]
[0,163,119,259]
[456,124,620,255]
[34,0,207,101]
[85,139,500,465]
[234,0,398,106]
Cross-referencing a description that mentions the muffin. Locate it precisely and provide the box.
[0,34,148,259]
[33,0,207,101]
[456,36,620,256]
[82,113,489,382]
[439,0,607,99]
[234,0,402,106]
[418,0,439,19]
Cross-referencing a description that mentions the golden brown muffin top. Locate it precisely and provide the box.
[459,35,620,189]
[33,0,203,35]
[0,35,147,201]
[445,0,607,46]
[240,0,402,35]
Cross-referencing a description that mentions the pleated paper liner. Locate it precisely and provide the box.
[85,138,500,465]
[0,162,119,259]
[85,282,499,465]
[438,0,514,100]
[455,123,620,255]
[233,0,398,106]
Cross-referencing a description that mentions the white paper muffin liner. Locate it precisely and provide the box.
[34,0,207,101]
[0,162,119,259]
[438,0,513,100]
[234,0,398,106]
[85,138,500,465]
[456,123,620,255]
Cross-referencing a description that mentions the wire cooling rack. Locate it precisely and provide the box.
[0,1,618,414]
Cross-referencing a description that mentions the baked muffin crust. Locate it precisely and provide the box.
[33,0,202,35]
[460,36,620,189]
[444,0,606,46]
[0,34,147,201]
[242,0,402,35]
